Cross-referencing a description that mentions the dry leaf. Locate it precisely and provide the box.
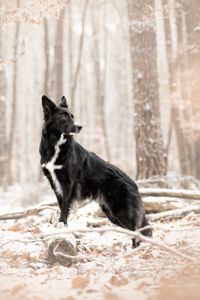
[104,292,121,300]
[8,224,24,232]
[10,283,26,295]
[62,297,77,300]
[110,275,128,287]
[31,227,41,234]
[71,277,89,289]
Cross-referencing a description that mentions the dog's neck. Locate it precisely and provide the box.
[41,129,74,161]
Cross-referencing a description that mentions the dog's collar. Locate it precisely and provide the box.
[63,132,75,136]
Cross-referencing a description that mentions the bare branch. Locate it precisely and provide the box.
[0,205,56,220]
[0,226,196,263]
[71,0,89,106]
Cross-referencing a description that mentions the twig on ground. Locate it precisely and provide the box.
[53,242,91,261]
[0,205,56,220]
[0,226,196,263]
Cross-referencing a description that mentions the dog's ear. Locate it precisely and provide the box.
[42,95,56,120]
[60,96,68,108]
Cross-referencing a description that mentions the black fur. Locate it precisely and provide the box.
[39,95,152,247]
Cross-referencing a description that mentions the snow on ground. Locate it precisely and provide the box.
[0,183,200,300]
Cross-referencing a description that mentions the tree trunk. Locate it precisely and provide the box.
[0,5,7,185]
[68,0,73,101]
[44,18,50,94]
[128,1,167,179]
[6,0,20,185]
[168,0,199,177]
[0,72,7,185]
[54,9,65,103]
[90,2,110,160]
[71,0,89,111]
[180,0,200,179]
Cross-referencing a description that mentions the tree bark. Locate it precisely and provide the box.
[54,9,65,103]
[6,0,20,185]
[71,0,89,110]
[44,18,50,94]
[0,11,7,185]
[90,2,110,160]
[128,1,167,179]
[68,0,73,101]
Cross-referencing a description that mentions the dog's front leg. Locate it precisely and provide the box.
[59,184,73,225]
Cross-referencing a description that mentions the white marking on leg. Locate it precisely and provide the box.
[43,133,67,196]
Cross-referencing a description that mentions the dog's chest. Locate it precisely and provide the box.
[42,134,67,196]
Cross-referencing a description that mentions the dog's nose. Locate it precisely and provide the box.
[74,122,82,133]
[77,125,82,130]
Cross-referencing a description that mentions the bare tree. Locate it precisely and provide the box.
[68,0,73,101]
[0,60,7,185]
[44,18,50,95]
[90,2,110,160]
[167,0,199,177]
[71,0,89,111]
[0,0,7,185]
[128,0,167,179]
[6,0,20,185]
[54,9,65,103]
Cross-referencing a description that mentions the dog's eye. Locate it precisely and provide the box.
[71,114,74,119]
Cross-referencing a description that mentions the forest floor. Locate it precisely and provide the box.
[0,181,200,300]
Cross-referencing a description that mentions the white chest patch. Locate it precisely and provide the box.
[42,133,67,196]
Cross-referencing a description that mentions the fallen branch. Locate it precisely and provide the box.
[140,188,200,200]
[40,198,197,215]
[1,187,200,221]
[41,187,200,210]
[143,198,183,213]
[0,205,56,220]
[148,205,200,221]
[0,226,196,263]
[42,199,184,213]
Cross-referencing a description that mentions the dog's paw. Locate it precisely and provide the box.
[55,222,65,228]
[132,238,141,248]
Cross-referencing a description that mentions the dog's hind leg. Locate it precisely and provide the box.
[110,203,144,248]
[140,215,152,238]
[116,209,140,247]
[101,202,141,247]
[101,205,121,227]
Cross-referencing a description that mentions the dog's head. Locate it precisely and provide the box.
[42,95,82,135]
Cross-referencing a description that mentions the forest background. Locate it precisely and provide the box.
[0,0,200,188]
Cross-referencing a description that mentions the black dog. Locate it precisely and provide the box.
[39,95,152,247]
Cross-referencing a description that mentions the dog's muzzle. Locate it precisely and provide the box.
[67,122,82,135]
[73,122,82,133]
